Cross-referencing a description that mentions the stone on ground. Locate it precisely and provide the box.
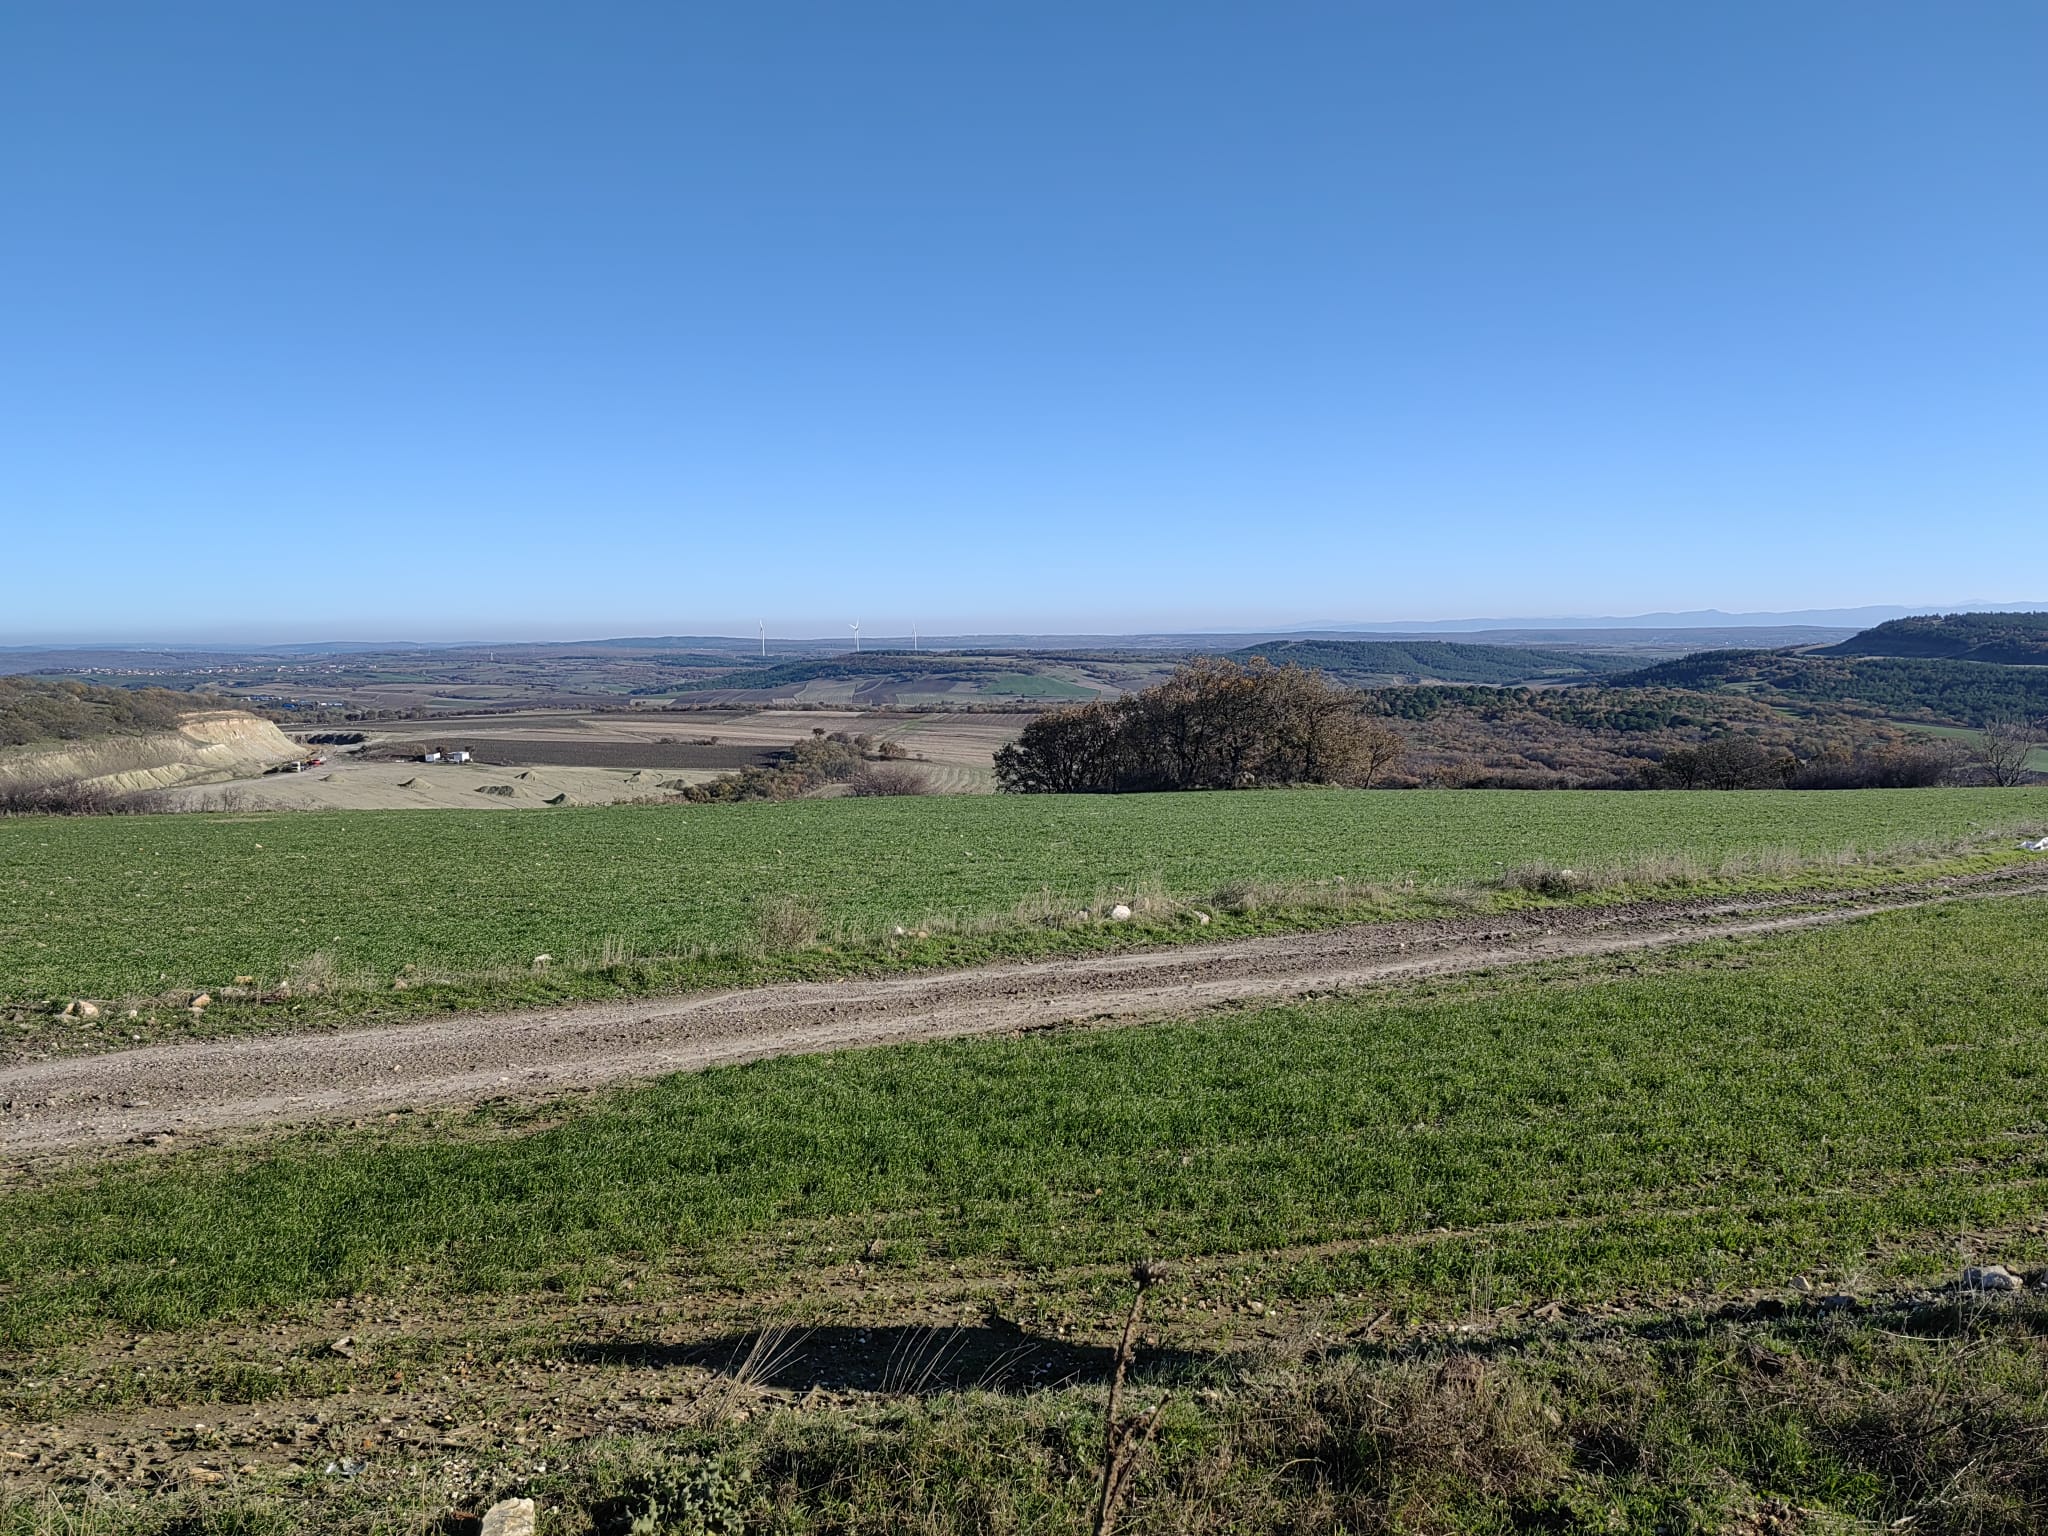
[1966,1264,2021,1292]
[480,1497,537,1536]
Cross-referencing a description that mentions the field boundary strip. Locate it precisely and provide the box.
[6,869,2048,1161]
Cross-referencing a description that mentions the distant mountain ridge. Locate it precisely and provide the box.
[1298,603,2048,633]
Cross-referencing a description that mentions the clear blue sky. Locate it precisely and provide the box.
[4,2,2044,642]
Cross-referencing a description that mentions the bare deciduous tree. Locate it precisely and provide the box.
[1975,715,2045,787]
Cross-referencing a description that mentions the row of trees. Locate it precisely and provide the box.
[1637,718,2043,790]
[1637,738,1951,790]
[995,658,1405,793]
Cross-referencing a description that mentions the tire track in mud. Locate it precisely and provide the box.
[6,870,2047,1159]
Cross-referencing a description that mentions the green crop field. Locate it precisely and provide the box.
[8,895,2048,1533]
[9,893,2048,1343]
[5,787,2047,1015]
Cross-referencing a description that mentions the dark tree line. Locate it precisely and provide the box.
[1637,736,1955,790]
[994,658,1405,793]
[1613,651,2048,726]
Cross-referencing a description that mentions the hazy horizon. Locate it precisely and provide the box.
[8,600,2048,652]
[7,4,2044,636]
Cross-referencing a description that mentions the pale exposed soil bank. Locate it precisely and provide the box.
[0,711,299,796]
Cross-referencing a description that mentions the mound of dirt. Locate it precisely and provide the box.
[0,710,302,796]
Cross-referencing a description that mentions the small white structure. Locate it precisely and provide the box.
[422,751,442,763]
[447,750,472,763]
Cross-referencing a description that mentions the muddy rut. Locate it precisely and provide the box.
[6,871,2046,1159]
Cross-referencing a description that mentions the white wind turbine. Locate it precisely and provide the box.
[850,619,861,654]
[758,619,765,659]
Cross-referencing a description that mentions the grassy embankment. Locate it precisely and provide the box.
[5,896,2048,1531]
[5,787,2047,1042]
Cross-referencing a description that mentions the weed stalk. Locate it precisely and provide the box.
[1094,1260,1170,1536]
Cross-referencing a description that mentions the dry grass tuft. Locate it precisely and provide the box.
[755,897,826,951]
[1495,832,2016,902]
[278,948,367,997]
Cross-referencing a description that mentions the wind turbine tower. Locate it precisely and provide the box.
[850,620,861,654]
[758,619,765,659]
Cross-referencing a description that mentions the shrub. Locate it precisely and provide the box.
[0,780,172,816]
[1501,863,1587,897]
[1643,739,1961,791]
[847,763,931,796]
[1786,747,1956,789]
[995,658,1405,793]
[684,733,910,803]
[755,896,824,950]
[1639,736,1796,790]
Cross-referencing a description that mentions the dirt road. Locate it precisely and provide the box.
[6,873,2045,1160]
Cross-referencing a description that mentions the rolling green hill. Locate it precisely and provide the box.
[1222,638,1626,685]
[646,651,1103,701]
[1826,610,2048,665]
[11,894,2048,1532]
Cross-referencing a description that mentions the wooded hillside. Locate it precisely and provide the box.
[0,678,198,749]
[1826,611,2048,665]
[1222,639,1626,685]
[1611,651,2048,725]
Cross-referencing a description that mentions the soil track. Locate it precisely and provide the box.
[6,871,2046,1160]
